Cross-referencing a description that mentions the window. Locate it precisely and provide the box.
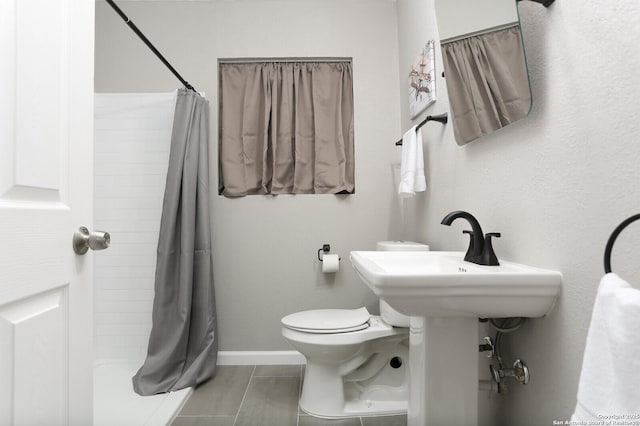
[218,59,354,196]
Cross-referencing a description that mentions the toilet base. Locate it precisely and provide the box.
[298,340,409,419]
[300,378,408,419]
[300,399,407,419]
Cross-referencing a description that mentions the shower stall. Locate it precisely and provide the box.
[93,92,192,425]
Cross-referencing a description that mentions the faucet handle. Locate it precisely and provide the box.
[482,233,501,266]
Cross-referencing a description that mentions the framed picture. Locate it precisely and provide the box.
[409,40,436,119]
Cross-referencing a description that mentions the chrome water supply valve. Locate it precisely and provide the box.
[478,336,495,357]
[490,359,530,386]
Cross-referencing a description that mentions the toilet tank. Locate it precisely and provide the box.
[376,241,430,252]
[376,241,429,327]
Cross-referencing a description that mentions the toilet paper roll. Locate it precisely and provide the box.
[322,254,340,273]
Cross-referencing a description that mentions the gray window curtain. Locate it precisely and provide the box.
[442,25,531,145]
[132,89,217,396]
[218,61,354,196]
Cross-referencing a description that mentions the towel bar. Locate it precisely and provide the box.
[603,213,640,273]
[395,113,448,146]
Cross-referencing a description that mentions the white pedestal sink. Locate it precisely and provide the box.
[350,251,562,426]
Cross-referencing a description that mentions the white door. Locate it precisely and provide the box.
[0,0,94,424]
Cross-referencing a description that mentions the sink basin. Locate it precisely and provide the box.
[349,251,562,318]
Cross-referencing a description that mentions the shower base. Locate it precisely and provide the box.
[94,360,192,426]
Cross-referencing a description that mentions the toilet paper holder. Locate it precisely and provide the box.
[318,244,341,261]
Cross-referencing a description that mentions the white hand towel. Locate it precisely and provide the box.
[398,125,426,198]
[571,273,640,422]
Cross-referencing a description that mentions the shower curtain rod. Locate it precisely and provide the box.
[218,57,352,64]
[105,0,196,92]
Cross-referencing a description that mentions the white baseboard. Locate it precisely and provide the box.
[217,350,305,366]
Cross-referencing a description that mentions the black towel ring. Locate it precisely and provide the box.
[604,213,640,273]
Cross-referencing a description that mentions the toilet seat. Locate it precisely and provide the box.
[281,307,371,334]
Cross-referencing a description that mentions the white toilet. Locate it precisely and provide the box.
[281,241,429,419]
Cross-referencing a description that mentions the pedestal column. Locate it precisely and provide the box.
[408,317,478,426]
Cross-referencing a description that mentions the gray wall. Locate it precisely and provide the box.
[95,0,403,351]
[396,0,640,424]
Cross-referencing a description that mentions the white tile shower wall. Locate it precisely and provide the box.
[93,93,176,361]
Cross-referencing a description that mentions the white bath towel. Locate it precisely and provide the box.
[571,273,640,422]
[398,125,426,198]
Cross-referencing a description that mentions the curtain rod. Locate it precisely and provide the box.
[105,0,196,92]
[440,22,520,45]
[218,57,352,64]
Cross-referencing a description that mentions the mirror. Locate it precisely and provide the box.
[435,0,531,145]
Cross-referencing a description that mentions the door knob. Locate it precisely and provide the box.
[73,226,111,255]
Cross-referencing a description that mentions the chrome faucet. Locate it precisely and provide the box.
[441,211,501,266]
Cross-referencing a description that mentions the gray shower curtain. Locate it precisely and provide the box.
[133,89,217,396]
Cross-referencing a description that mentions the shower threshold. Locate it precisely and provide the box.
[94,360,192,426]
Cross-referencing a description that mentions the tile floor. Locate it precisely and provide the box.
[172,365,407,426]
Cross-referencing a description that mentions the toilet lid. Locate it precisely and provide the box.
[281,307,371,334]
